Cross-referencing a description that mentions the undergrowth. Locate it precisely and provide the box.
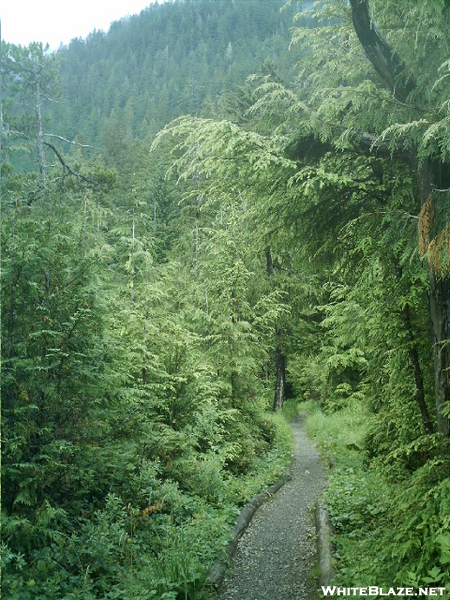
[302,401,450,598]
[2,394,295,600]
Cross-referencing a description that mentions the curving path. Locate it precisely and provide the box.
[219,413,326,600]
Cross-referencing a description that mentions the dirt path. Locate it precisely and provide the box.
[219,413,326,600]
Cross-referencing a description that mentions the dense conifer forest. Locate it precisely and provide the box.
[2,0,450,598]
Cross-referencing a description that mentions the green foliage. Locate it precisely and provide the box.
[152,0,450,590]
[4,0,450,595]
[306,405,450,595]
[1,40,62,174]
[2,27,295,597]
[46,1,298,159]
[1,173,294,598]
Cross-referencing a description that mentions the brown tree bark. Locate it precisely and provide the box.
[349,0,415,103]
[417,159,450,437]
[394,263,434,434]
[273,344,286,412]
[349,0,450,436]
[428,274,450,436]
[265,248,286,411]
[403,303,434,434]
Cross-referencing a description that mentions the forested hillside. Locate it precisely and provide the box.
[2,0,450,598]
[50,0,299,151]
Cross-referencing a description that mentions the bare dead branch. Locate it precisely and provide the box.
[43,141,95,184]
[43,133,104,151]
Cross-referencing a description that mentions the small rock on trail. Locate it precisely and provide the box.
[219,413,326,600]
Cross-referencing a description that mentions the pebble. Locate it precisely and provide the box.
[218,414,326,600]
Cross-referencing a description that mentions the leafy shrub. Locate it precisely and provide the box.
[305,405,450,595]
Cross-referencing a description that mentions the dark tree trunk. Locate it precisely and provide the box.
[402,303,434,434]
[265,248,286,411]
[349,0,415,103]
[273,344,286,412]
[394,263,434,434]
[265,247,274,277]
[417,160,450,437]
[428,274,450,436]
[349,0,450,436]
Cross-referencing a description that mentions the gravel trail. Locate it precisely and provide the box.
[219,413,326,600]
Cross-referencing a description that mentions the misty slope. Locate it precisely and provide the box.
[50,0,299,148]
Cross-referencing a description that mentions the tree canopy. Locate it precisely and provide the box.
[2,0,450,596]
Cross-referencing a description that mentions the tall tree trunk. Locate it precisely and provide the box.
[428,273,450,436]
[394,263,434,433]
[418,160,450,437]
[403,303,434,434]
[349,0,450,436]
[349,0,415,102]
[34,75,47,183]
[265,247,286,411]
[265,247,274,277]
[273,344,286,412]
